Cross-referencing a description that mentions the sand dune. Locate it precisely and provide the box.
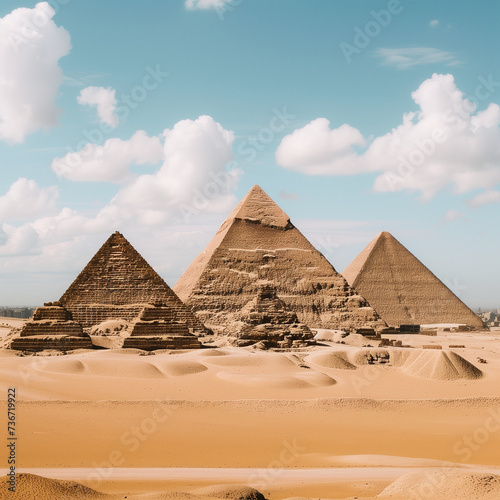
[397,349,483,380]
[0,337,497,400]
[0,473,269,500]
[0,473,109,499]
[1,330,500,498]
[379,470,500,499]
[305,351,356,370]
[217,370,336,389]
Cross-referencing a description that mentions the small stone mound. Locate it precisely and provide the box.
[352,349,391,365]
[379,470,500,499]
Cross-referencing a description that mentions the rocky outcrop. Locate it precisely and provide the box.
[235,285,314,347]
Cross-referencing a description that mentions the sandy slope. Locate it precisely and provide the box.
[0,330,500,498]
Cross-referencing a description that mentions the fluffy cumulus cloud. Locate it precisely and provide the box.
[276,73,500,201]
[0,223,39,256]
[375,48,460,69]
[102,115,240,225]
[0,178,59,221]
[77,86,119,128]
[52,131,164,183]
[1,115,239,263]
[52,116,239,224]
[185,0,234,10]
[276,119,366,175]
[0,2,71,143]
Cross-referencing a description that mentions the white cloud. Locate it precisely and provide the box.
[102,115,240,225]
[0,2,71,143]
[467,190,500,208]
[52,116,240,223]
[0,223,39,256]
[375,47,460,69]
[77,86,119,128]
[0,178,58,221]
[0,115,241,299]
[49,114,240,224]
[275,119,366,175]
[442,210,464,223]
[52,130,164,183]
[430,20,439,28]
[185,0,234,10]
[276,74,500,201]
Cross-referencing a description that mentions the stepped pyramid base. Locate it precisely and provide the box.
[122,335,201,350]
[9,335,93,352]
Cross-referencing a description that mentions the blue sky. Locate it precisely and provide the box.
[0,0,499,308]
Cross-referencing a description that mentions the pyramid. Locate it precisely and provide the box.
[174,185,385,335]
[9,232,204,351]
[342,231,484,329]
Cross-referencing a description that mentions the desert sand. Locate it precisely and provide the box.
[1,322,500,499]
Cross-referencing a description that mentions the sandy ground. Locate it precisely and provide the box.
[1,329,500,498]
[0,316,25,338]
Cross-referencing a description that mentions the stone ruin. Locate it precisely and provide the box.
[8,232,205,352]
[9,302,92,352]
[235,284,314,348]
[174,185,386,337]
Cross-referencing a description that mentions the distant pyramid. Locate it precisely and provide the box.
[174,185,385,334]
[10,232,204,351]
[342,231,484,329]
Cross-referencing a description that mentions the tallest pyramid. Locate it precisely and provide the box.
[174,185,385,334]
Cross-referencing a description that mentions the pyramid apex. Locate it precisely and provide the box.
[377,231,393,239]
[233,185,291,228]
[343,230,484,328]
